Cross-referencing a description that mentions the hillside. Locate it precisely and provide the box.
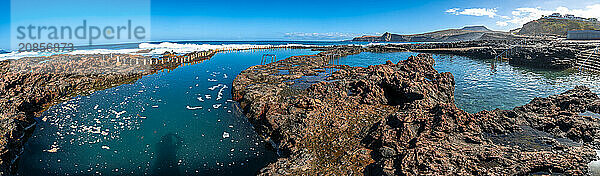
[352,26,514,42]
[461,26,491,31]
[517,18,600,36]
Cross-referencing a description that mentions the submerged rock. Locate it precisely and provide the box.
[232,48,600,175]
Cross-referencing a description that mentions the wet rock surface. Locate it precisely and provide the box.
[508,47,578,70]
[402,40,582,70]
[232,47,600,175]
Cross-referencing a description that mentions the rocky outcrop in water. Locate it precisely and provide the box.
[233,48,600,175]
[365,85,600,175]
[508,47,578,69]
[480,86,600,148]
[404,40,581,70]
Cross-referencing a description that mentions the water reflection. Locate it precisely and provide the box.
[153,133,183,176]
[338,52,600,113]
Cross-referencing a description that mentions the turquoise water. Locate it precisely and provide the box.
[339,52,600,113]
[17,49,600,175]
[17,49,320,175]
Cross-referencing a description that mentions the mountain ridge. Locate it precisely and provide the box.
[461,26,491,31]
[352,26,514,42]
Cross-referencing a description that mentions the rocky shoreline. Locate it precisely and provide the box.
[232,47,600,175]
[394,40,596,70]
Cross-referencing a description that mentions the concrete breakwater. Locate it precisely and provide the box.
[232,46,600,175]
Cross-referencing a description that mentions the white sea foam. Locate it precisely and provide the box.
[186,105,203,110]
[67,49,142,55]
[0,51,48,61]
[138,42,318,55]
[0,42,326,60]
[217,85,228,100]
[208,84,223,91]
[110,110,127,118]
[222,132,230,138]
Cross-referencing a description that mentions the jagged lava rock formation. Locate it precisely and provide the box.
[405,40,580,70]
[232,49,600,175]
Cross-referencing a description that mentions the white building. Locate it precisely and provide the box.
[542,13,598,22]
[567,30,600,40]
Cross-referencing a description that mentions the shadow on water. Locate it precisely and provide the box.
[152,133,184,176]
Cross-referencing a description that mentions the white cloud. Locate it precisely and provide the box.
[283,32,359,40]
[496,21,509,27]
[446,8,498,18]
[445,8,459,14]
[496,4,600,27]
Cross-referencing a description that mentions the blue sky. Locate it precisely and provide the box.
[1,0,599,49]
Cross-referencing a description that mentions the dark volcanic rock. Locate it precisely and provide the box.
[513,86,600,146]
[409,40,580,70]
[232,47,600,175]
[0,118,35,173]
[509,47,578,69]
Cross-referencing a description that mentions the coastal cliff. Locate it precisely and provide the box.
[517,18,600,37]
[232,48,600,175]
[352,26,515,42]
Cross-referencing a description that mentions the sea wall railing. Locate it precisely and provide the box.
[494,39,526,62]
[578,44,599,72]
[261,54,277,65]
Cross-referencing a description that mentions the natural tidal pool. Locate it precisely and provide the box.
[17,49,320,175]
[339,52,600,113]
[17,49,600,175]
